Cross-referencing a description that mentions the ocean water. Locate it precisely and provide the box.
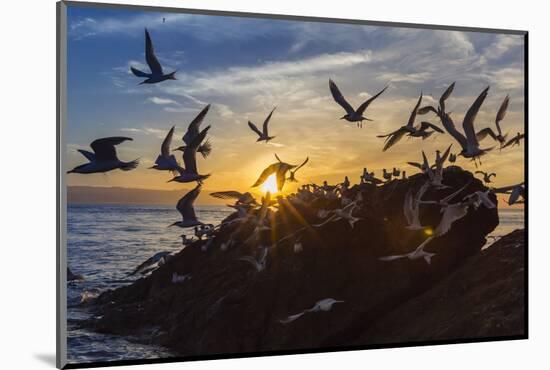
[66,204,524,364]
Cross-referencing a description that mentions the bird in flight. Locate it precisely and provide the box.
[501,132,525,149]
[329,79,387,128]
[131,28,177,84]
[174,104,212,158]
[248,108,277,143]
[377,93,443,151]
[475,171,496,184]
[476,95,510,147]
[170,126,211,184]
[169,184,203,228]
[252,156,298,192]
[68,137,139,174]
[274,154,309,182]
[149,126,180,173]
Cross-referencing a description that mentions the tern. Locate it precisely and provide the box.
[68,137,139,174]
[462,190,497,210]
[377,93,444,151]
[492,183,525,205]
[313,202,360,228]
[379,242,436,265]
[129,251,172,276]
[403,181,430,230]
[475,171,496,184]
[439,86,494,165]
[329,79,387,128]
[280,298,344,324]
[248,108,276,143]
[149,126,180,172]
[174,104,212,158]
[170,126,211,184]
[501,132,525,149]
[287,157,309,182]
[382,169,392,182]
[238,246,268,272]
[476,95,510,147]
[169,184,203,228]
[449,153,457,163]
[131,29,177,84]
[252,159,297,192]
[210,191,257,206]
[392,167,401,177]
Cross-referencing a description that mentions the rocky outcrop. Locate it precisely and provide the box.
[85,166,512,356]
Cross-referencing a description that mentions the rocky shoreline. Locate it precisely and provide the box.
[82,166,525,356]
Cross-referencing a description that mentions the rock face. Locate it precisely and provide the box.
[86,167,510,357]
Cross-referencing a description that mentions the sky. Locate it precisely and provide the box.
[65,4,525,205]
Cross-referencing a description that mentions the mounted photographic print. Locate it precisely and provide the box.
[57,1,527,368]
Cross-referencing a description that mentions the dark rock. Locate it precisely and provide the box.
[85,166,508,356]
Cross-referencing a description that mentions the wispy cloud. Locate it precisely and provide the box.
[147,96,180,105]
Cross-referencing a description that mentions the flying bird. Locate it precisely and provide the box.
[438,86,494,165]
[379,242,436,265]
[67,137,139,174]
[403,181,430,230]
[210,191,257,206]
[329,79,387,128]
[129,251,172,276]
[131,28,177,84]
[170,126,211,184]
[169,184,203,228]
[377,93,444,151]
[174,104,212,158]
[475,171,496,184]
[280,298,344,324]
[252,159,297,192]
[501,132,525,149]
[149,126,180,172]
[492,183,525,205]
[238,246,268,272]
[248,108,276,143]
[287,157,309,182]
[476,95,510,147]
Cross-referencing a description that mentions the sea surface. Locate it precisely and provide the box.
[66,204,524,364]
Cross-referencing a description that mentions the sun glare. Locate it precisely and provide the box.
[261,174,279,195]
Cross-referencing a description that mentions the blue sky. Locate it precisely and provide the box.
[66,4,525,198]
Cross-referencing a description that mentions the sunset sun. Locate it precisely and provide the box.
[261,174,279,194]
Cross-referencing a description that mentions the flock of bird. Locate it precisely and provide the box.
[68,27,525,323]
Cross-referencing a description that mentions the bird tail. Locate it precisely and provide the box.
[198,140,212,158]
[121,159,140,171]
[167,71,177,80]
[197,173,211,184]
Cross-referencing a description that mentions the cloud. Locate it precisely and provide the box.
[147,96,180,105]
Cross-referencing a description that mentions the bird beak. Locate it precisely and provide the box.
[167,178,175,183]
[167,222,176,228]
[339,116,346,120]
[173,147,184,152]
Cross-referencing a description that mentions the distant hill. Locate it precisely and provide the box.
[67,186,227,206]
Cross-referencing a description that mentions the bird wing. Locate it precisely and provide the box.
[248,121,263,138]
[90,137,132,162]
[463,87,489,149]
[407,162,423,169]
[440,113,468,150]
[441,181,471,204]
[183,104,210,145]
[276,166,288,191]
[435,203,469,236]
[419,121,444,133]
[495,95,509,136]
[476,127,498,142]
[210,191,244,200]
[176,184,201,220]
[329,79,355,115]
[130,67,150,78]
[161,126,175,157]
[252,163,279,187]
[439,82,456,113]
[418,106,438,115]
[144,28,163,75]
[292,157,309,174]
[508,186,521,204]
[77,149,96,162]
[263,107,276,135]
[439,144,452,164]
[403,188,415,225]
[407,93,423,127]
[183,126,210,173]
[356,85,388,116]
[501,136,516,148]
[383,129,407,152]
